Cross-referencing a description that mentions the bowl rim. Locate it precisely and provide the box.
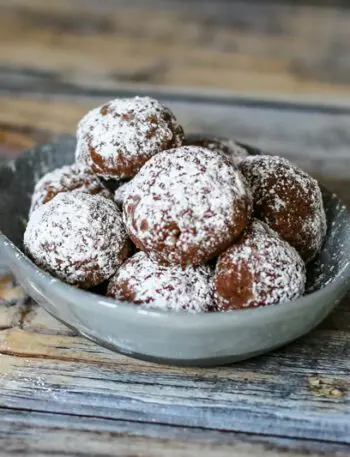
[1,138,350,321]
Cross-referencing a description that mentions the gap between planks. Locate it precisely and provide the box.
[1,94,350,185]
[1,407,350,457]
[0,325,348,444]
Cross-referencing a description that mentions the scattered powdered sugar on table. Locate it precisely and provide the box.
[215,219,306,309]
[24,193,128,288]
[29,164,111,216]
[108,251,214,312]
[239,155,327,263]
[124,146,252,266]
[75,96,184,179]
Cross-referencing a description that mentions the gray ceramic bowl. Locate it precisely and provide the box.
[1,137,350,366]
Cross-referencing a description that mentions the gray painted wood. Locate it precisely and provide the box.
[3,91,350,181]
[0,324,349,444]
[3,0,350,98]
[1,408,350,457]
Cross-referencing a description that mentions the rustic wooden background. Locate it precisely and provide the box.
[1,1,350,456]
[3,0,350,99]
[3,0,350,155]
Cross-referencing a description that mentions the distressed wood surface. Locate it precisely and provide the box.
[3,0,350,101]
[1,1,350,455]
[0,299,350,445]
[2,410,350,457]
[1,94,350,185]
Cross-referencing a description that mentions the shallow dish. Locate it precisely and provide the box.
[1,137,350,366]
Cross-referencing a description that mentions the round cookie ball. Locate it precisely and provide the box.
[107,251,215,312]
[29,164,111,216]
[184,133,248,165]
[114,181,132,208]
[75,96,184,180]
[75,134,93,169]
[238,155,327,263]
[123,146,253,267]
[24,192,129,289]
[214,219,306,310]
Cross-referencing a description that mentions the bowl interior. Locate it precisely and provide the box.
[0,137,349,297]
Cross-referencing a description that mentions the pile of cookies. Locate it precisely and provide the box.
[24,96,327,312]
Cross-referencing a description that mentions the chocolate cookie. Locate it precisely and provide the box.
[239,155,327,262]
[123,146,252,267]
[184,133,248,165]
[75,96,184,180]
[214,219,306,309]
[108,251,215,312]
[29,164,110,216]
[114,181,132,208]
[24,193,129,288]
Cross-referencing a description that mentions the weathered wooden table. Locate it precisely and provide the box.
[0,1,350,455]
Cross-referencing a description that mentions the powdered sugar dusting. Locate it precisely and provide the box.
[24,193,128,288]
[75,96,184,179]
[108,251,214,312]
[239,155,327,263]
[209,139,248,158]
[215,219,306,309]
[29,164,111,216]
[184,135,249,164]
[124,146,252,266]
[75,135,93,168]
[114,181,132,208]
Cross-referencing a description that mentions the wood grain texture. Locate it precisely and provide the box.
[0,311,349,444]
[1,409,350,457]
[2,410,350,457]
[1,94,350,187]
[2,0,350,101]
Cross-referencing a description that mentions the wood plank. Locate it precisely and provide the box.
[0,303,18,330]
[1,409,350,457]
[0,327,349,443]
[1,94,350,188]
[0,274,27,304]
[2,0,350,101]
[21,303,77,336]
[0,123,54,159]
